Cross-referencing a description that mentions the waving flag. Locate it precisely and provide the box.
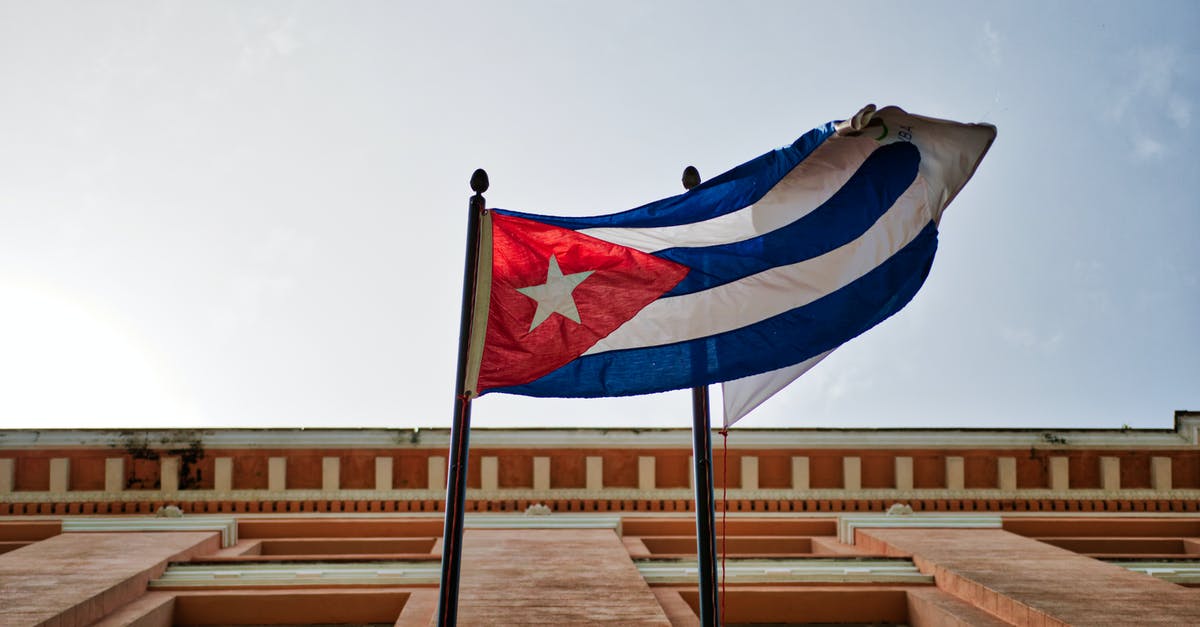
[463,105,995,426]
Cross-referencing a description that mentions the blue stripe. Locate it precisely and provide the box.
[484,221,939,398]
[492,124,836,229]
[658,141,920,296]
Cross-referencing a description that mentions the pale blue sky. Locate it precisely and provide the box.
[1,1,1196,430]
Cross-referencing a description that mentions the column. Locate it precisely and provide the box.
[533,456,551,491]
[586,456,603,491]
[637,456,656,491]
[49,458,70,493]
[894,456,914,491]
[997,457,1017,491]
[945,456,965,491]
[480,456,499,491]
[268,457,287,491]
[375,457,393,491]
[428,456,446,491]
[214,457,234,492]
[792,456,810,490]
[160,457,180,492]
[105,457,125,492]
[1151,456,1173,491]
[1048,456,1069,491]
[0,458,13,493]
[322,457,340,491]
[741,456,759,490]
[842,456,862,491]
[1099,456,1120,491]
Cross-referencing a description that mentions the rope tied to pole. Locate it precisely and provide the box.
[719,427,729,620]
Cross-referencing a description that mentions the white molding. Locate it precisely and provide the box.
[62,516,237,547]
[152,556,931,589]
[145,557,1200,590]
[1,416,1197,450]
[838,513,1002,544]
[9,510,1195,525]
[4,486,1200,504]
[152,560,440,588]
[636,558,931,585]
[1112,560,1200,585]
[463,514,620,530]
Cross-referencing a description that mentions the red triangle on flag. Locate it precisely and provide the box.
[477,213,688,393]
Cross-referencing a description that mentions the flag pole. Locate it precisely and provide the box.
[683,165,720,626]
[437,168,489,626]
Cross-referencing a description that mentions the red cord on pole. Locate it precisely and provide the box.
[719,428,729,619]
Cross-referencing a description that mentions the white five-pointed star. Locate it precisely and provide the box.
[516,255,595,331]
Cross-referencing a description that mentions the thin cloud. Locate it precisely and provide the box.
[1132,134,1166,161]
[1104,44,1194,161]
[1167,95,1191,129]
[238,15,300,74]
[980,21,1002,66]
[1000,326,1063,353]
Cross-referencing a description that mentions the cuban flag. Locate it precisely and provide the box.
[463,105,995,426]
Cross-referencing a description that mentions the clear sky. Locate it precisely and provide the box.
[1,1,1197,431]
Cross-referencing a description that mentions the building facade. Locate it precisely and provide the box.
[2,411,1200,625]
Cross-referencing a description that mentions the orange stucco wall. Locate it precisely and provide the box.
[861,454,895,489]
[757,454,791,488]
[550,454,584,489]
[805,454,839,488]
[3,446,1199,495]
[655,453,690,488]
[1175,454,1200,488]
[965,455,998,489]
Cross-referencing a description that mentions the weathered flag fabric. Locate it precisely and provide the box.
[464,105,995,426]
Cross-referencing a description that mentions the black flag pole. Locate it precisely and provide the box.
[683,165,721,626]
[437,168,489,626]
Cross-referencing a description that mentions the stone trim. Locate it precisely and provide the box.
[153,557,931,589]
[4,495,1199,517]
[4,487,1200,504]
[1110,560,1200,585]
[61,516,238,547]
[0,458,13,493]
[838,514,1003,544]
[152,560,441,588]
[463,514,620,530]
[2,414,1197,450]
[636,557,931,585]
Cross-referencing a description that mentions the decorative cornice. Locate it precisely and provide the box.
[4,487,1200,504]
[1,415,1197,450]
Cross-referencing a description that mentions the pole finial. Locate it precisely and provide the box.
[470,169,489,194]
[682,165,701,191]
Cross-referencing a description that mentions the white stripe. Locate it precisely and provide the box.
[721,350,833,427]
[464,210,493,397]
[576,135,879,253]
[582,176,930,355]
[880,107,996,224]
